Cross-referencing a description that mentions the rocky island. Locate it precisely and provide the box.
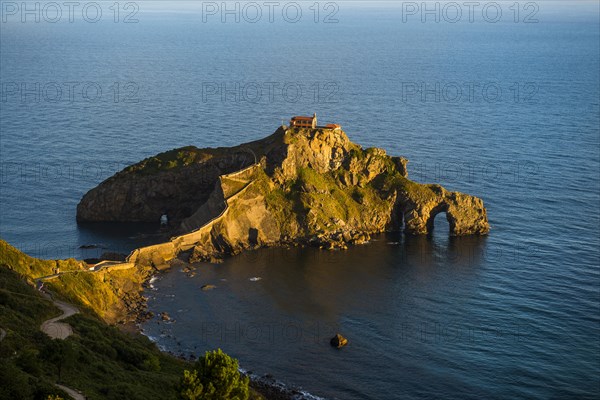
[78,116,489,266]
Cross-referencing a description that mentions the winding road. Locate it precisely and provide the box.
[39,293,86,399]
[40,297,79,340]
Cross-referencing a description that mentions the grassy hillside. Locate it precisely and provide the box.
[0,266,188,400]
[0,244,267,400]
[0,240,81,278]
[0,240,148,324]
[45,266,150,324]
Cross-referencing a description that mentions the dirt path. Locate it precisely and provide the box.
[40,298,79,339]
[40,296,86,398]
[5,301,85,399]
[55,384,86,400]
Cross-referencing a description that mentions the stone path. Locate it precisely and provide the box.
[37,260,134,282]
[40,298,79,339]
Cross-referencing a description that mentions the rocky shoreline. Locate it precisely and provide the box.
[129,259,334,400]
[246,373,326,400]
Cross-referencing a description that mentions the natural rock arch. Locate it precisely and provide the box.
[397,190,488,237]
[426,204,452,235]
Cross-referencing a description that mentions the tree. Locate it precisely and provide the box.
[179,369,203,400]
[180,349,249,400]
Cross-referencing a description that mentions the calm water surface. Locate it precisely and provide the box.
[1,2,598,399]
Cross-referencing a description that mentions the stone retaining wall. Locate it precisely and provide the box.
[39,164,260,281]
[124,164,260,266]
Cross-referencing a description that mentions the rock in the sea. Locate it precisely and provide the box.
[201,284,216,291]
[330,333,348,348]
[160,312,171,321]
[79,244,103,249]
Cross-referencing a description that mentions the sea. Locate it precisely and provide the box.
[1,1,598,399]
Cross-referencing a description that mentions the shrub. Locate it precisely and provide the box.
[0,361,34,400]
[141,354,161,372]
[16,348,41,375]
[180,349,249,400]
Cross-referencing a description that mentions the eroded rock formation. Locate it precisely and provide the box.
[77,126,489,263]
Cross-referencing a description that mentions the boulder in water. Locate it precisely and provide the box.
[160,312,171,321]
[330,333,348,348]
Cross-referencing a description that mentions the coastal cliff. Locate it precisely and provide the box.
[78,125,489,263]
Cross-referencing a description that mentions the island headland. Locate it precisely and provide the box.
[77,116,489,266]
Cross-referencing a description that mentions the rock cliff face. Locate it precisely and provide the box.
[76,146,255,222]
[77,126,489,262]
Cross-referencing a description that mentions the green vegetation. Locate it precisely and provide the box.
[124,146,212,174]
[250,152,402,236]
[179,370,204,400]
[241,168,299,234]
[45,271,122,317]
[179,349,250,400]
[0,266,188,400]
[45,266,149,323]
[0,240,149,324]
[0,240,81,278]
[289,167,390,229]
[0,267,62,399]
[0,246,266,400]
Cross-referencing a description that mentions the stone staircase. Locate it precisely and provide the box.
[179,185,227,233]
[107,163,261,268]
[36,165,261,285]
[179,164,257,233]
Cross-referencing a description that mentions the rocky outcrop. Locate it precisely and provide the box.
[396,184,489,236]
[330,333,349,348]
[78,125,489,264]
[76,146,256,222]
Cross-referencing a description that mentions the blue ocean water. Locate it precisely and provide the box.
[1,2,599,399]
